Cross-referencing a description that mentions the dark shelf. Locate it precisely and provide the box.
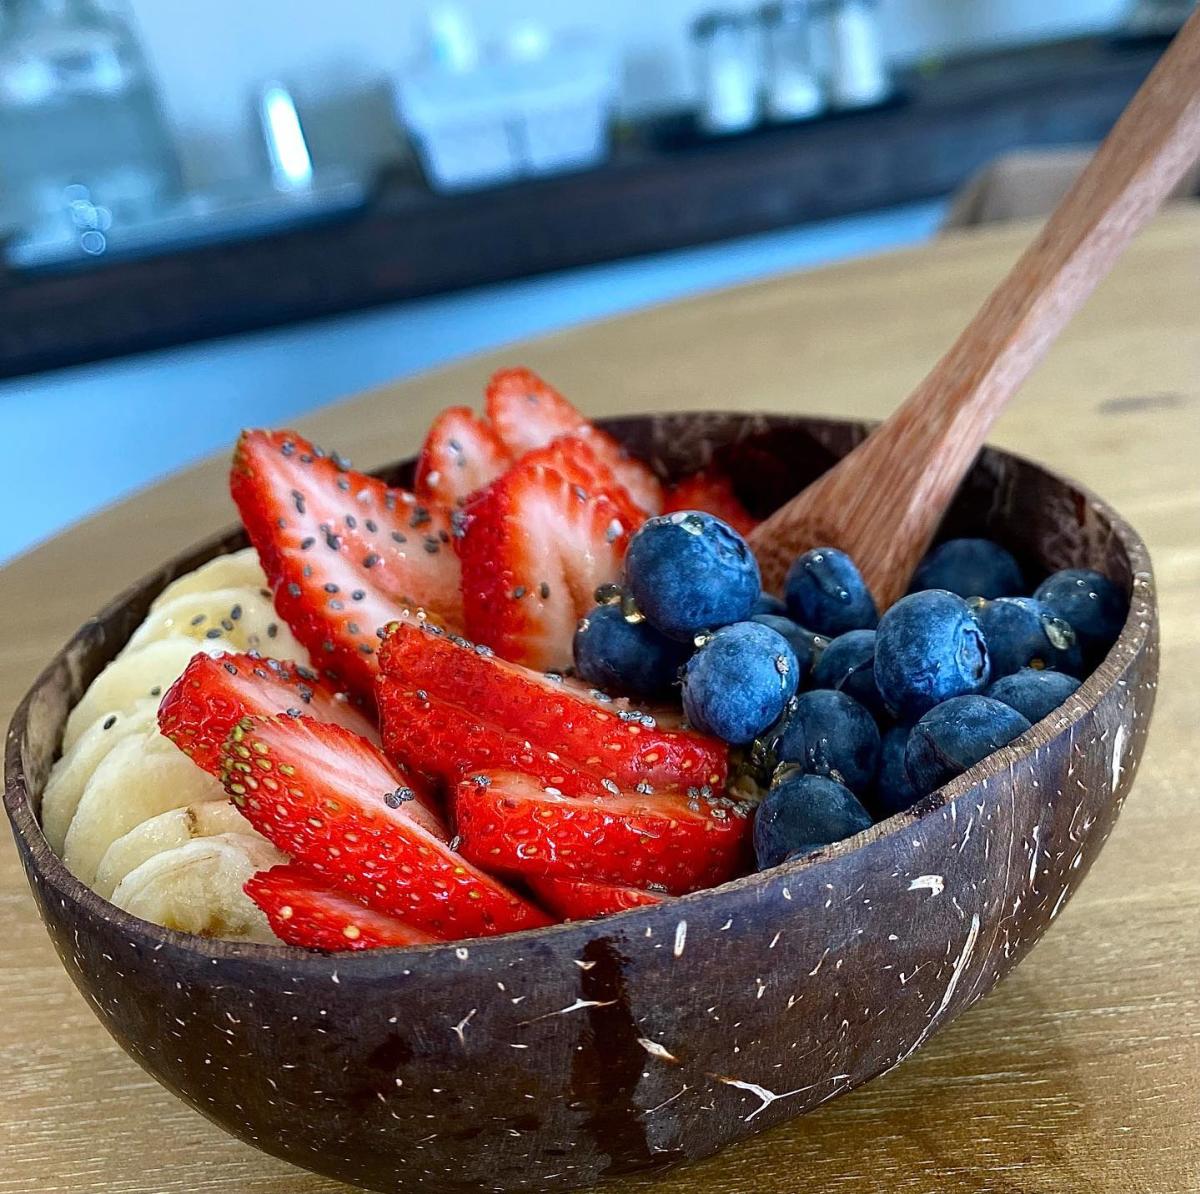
[0,34,1165,379]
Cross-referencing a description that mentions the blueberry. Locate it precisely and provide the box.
[874,724,919,816]
[874,590,990,721]
[681,622,798,744]
[784,547,878,637]
[754,772,872,869]
[624,512,760,641]
[910,538,1024,599]
[810,629,887,719]
[750,613,824,681]
[753,592,788,616]
[905,695,1031,792]
[970,596,1082,678]
[768,689,880,795]
[987,668,1081,724]
[1033,569,1126,663]
[573,602,691,699]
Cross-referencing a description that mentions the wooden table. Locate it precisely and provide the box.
[3,210,1198,1193]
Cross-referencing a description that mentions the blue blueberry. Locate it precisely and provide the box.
[874,724,919,816]
[681,621,798,744]
[624,512,760,641]
[810,629,887,719]
[572,602,691,699]
[1033,569,1126,662]
[987,668,1081,724]
[904,695,1031,792]
[768,689,880,795]
[754,772,872,869]
[784,547,878,637]
[910,538,1024,599]
[750,613,825,681]
[753,592,788,616]
[971,596,1082,678]
[874,589,990,721]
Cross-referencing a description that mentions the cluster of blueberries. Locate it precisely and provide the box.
[573,511,1127,872]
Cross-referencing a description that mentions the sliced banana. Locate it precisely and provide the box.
[63,730,227,886]
[151,548,266,610]
[93,800,265,900]
[42,700,159,854]
[62,637,211,753]
[110,833,285,943]
[125,585,306,662]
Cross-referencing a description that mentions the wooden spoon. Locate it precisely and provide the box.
[749,9,1200,607]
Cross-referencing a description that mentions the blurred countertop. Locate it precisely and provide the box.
[0,32,1169,381]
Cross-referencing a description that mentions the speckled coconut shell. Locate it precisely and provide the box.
[4,414,1158,1193]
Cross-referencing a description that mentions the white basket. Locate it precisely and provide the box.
[396,38,614,193]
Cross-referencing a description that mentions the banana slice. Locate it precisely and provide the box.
[63,637,211,753]
[110,833,285,943]
[125,585,306,662]
[151,548,266,610]
[93,800,265,900]
[63,730,227,886]
[42,700,159,854]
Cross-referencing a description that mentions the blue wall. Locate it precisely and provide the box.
[0,199,945,563]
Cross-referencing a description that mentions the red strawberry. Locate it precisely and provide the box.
[529,876,664,920]
[222,715,551,938]
[664,470,758,537]
[456,769,751,893]
[246,865,440,951]
[486,367,663,515]
[457,438,644,670]
[378,621,728,794]
[376,683,606,797]
[230,429,463,704]
[414,405,512,508]
[158,651,378,776]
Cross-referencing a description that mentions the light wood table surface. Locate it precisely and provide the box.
[3,210,1199,1194]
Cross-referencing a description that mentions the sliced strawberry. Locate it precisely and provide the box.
[456,770,751,894]
[376,683,606,796]
[378,621,728,794]
[158,651,378,776]
[486,367,663,515]
[414,405,512,508]
[230,429,463,705]
[664,470,759,538]
[457,439,644,670]
[246,865,440,951]
[222,715,551,938]
[529,876,665,920]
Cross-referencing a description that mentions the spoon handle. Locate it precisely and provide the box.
[750,10,1200,605]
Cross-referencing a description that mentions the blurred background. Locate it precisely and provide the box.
[0,0,1193,562]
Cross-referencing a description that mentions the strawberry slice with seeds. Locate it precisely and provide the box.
[246,864,440,951]
[378,621,728,794]
[455,769,751,894]
[414,405,512,508]
[231,429,463,704]
[457,438,645,670]
[376,683,606,796]
[528,876,664,921]
[664,470,758,538]
[486,367,663,515]
[159,651,378,776]
[222,715,551,938]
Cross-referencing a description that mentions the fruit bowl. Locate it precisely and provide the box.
[4,412,1158,1194]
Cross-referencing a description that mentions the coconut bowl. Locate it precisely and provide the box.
[4,413,1158,1193]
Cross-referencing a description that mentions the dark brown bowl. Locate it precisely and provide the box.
[5,413,1158,1194]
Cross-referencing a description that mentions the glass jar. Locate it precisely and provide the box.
[692,11,761,136]
[818,0,891,110]
[761,1,824,122]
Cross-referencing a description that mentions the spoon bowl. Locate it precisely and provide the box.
[4,412,1157,1194]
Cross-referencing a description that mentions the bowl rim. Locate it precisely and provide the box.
[4,417,1156,970]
